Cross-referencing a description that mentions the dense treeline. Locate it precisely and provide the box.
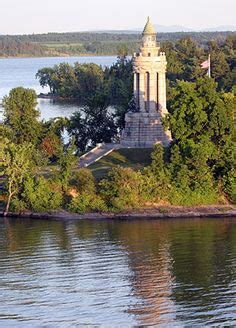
[43,41,140,56]
[1,31,233,44]
[0,31,235,57]
[162,35,236,91]
[36,36,235,123]
[0,38,44,57]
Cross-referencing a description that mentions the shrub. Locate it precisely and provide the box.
[140,171,171,203]
[73,168,96,194]
[141,144,172,203]
[169,187,219,206]
[68,192,107,214]
[68,169,107,213]
[13,176,63,212]
[99,166,143,211]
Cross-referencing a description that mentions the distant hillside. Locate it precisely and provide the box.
[201,26,236,32]
[0,31,235,58]
[154,25,193,32]
[91,25,193,33]
[91,25,236,33]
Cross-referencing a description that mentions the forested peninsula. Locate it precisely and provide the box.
[0,31,235,57]
[0,34,235,217]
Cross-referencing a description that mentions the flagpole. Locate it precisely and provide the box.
[208,54,211,78]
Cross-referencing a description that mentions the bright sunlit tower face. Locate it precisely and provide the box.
[142,34,157,48]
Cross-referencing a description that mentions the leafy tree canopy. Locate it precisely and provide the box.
[3,87,42,145]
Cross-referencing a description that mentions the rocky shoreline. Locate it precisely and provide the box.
[1,205,236,221]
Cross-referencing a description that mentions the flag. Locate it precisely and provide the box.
[201,59,210,69]
[201,55,211,77]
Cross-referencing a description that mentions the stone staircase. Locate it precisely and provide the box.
[79,143,121,168]
[121,112,172,148]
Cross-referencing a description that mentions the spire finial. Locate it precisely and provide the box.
[143,16,156,35]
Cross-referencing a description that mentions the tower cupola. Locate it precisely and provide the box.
[142,16,157,48]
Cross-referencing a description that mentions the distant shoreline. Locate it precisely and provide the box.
[0,54,117,60]
[1,205,236,221]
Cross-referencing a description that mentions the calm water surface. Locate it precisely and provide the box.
[0,56,116,121]
[0,217,235,327]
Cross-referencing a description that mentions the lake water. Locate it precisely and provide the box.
[0,217,235,327]
[0,56,117,121]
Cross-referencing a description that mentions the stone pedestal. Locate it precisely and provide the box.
[121,112,171,148]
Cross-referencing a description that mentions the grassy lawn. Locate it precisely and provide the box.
[90,148,152,179]
[21,148,153,180]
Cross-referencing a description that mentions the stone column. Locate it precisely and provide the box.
[158,71,167,116]
[139,72,145,112]
[162,72,167,111]
[133,72,137,96]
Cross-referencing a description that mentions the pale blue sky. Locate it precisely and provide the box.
[1,0,235,34]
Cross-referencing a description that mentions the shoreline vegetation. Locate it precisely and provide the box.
[1,205,236,220]
[0,35,235,217]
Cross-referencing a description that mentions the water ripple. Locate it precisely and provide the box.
[0,217,235,326]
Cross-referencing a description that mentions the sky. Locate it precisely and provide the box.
[0,0,235,34]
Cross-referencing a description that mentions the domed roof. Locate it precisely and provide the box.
[142,16,156,35]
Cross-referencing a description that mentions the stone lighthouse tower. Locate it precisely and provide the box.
[121,17,171,147]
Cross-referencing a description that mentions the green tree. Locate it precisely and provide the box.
[174,37,203,81]
[36,67,56,93]
[143,144,171,202]
[57,139,77,191]
[161,41,184,81]
[3,87,42,145]
[0,141,34,216]
[66,112,89,153]
[208,40,233,91]
[74,63,104,101]
[67,98,117,153]
[165,77,234,202]
[107,56,133,128]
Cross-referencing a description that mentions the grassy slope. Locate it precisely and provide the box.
[89,148,152,179]
[0,148,152,210]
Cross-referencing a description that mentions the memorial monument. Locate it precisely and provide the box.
[121,17,172,147]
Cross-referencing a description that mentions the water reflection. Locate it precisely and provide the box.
[0,218,236,326]
[38,99,83,121]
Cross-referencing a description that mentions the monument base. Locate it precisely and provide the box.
[121,111,171,148]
